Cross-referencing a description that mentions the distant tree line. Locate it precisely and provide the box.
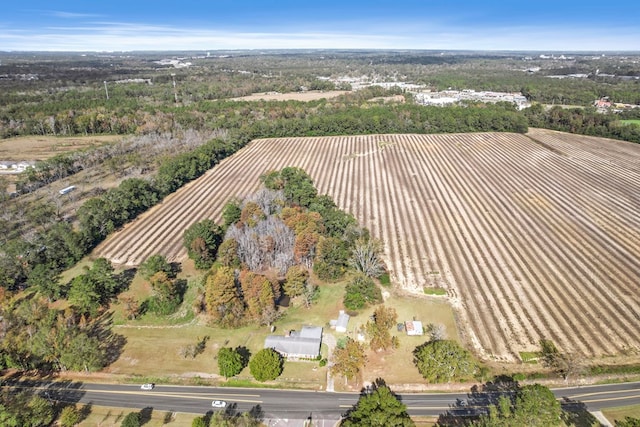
[524,104,640,143]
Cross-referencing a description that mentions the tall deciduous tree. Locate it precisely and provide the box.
[350,237,385,278]
[332,338,367,384]
[472,384,563,427]
[139,254,173,280]
[183,219,224,269]
[217,347,244,379]
[239,270,275,322]
[263,167,318,208]
[120,411,141,427]
[313,236,349,281]
[344,274,382,311]
[205,266,244,327]
[615,417,640,427]
[413,340,478,383]
[0,391,55,427]
[222,198,242,229]
[59,405,82,427]
[67,258,119,316]
[217,238,240,268]
[283,265,309,299]
[366,305,398,351]
[249,348,283,382]
[343,379,415,427]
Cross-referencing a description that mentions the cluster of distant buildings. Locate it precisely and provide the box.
[594,97,640,113]
[323,75,531,110]
[414,89,531,110]
[0,161,32,173]
[154,58,192,68]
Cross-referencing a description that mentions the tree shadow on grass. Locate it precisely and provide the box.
[248,404,264,423]
[78,402,92,423]
[163,410,176,424]
[88,311,127,365]
[115,267,137,293]
[140,406,153,425]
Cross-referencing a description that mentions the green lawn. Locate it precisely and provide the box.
[75,405,196,427]
[619,119,640,125]
[106,269,460,390]
[602,404,640,426]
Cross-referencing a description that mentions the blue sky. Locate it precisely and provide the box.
[2,1,639,51]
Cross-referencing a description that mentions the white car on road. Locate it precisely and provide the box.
[140,383,155,390]
[212,400,227,408]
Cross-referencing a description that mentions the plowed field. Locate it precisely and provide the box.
[95,129,640,361]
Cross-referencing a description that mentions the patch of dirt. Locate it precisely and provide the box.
[230,90,348,102]
[0,135,121,161]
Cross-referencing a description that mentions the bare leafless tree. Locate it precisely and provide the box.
[350,237,385,277]
[245,188,285,216]
[225,215,295,273]
[426,323,447,342]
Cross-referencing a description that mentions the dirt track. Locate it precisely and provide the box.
[95,129,640,361]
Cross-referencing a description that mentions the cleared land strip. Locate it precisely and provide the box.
[95,131,640,361]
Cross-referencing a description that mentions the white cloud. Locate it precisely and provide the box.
[0,21,638,51]
[49,11,103,19]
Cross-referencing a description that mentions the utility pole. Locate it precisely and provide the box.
[171,73,178,103]
[104,81,109,100]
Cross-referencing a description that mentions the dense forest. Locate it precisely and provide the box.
[0,50,638,140]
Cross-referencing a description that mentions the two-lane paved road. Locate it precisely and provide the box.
[5,380,640,423]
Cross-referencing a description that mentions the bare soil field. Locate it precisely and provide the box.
[0,135,120,161]
[95,129,640,362]
[230,90,348,102]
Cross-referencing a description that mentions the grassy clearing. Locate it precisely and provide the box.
[602,404,640,425]
[378,273,391,287]
[75,405,195,427]
[59,257,96,283]
[98,266,459,390]
[619,119,640,126]
[519,352,539,364]
[0,134,120,161]
[423,287,447,296]
[332,288,460,389]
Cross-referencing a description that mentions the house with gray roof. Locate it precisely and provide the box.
[264,326,323,359]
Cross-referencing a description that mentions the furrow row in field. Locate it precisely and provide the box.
[400,134,507,357]
[97,140,268,264]
[410,135,506,354]
[418,133,544,357]
[395,137,439,289]
[449,133,608,356]
[529,129,640,174]
[384,133,636,358]
[499,135,640,351]
[438,134,568,354]
[426,133,557,357]
[466,133,630,354]
[469,134,607,355]
[476,132,639,354]
[527,131,640,251]
[528,129,640,205]
[384,140,420,291]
